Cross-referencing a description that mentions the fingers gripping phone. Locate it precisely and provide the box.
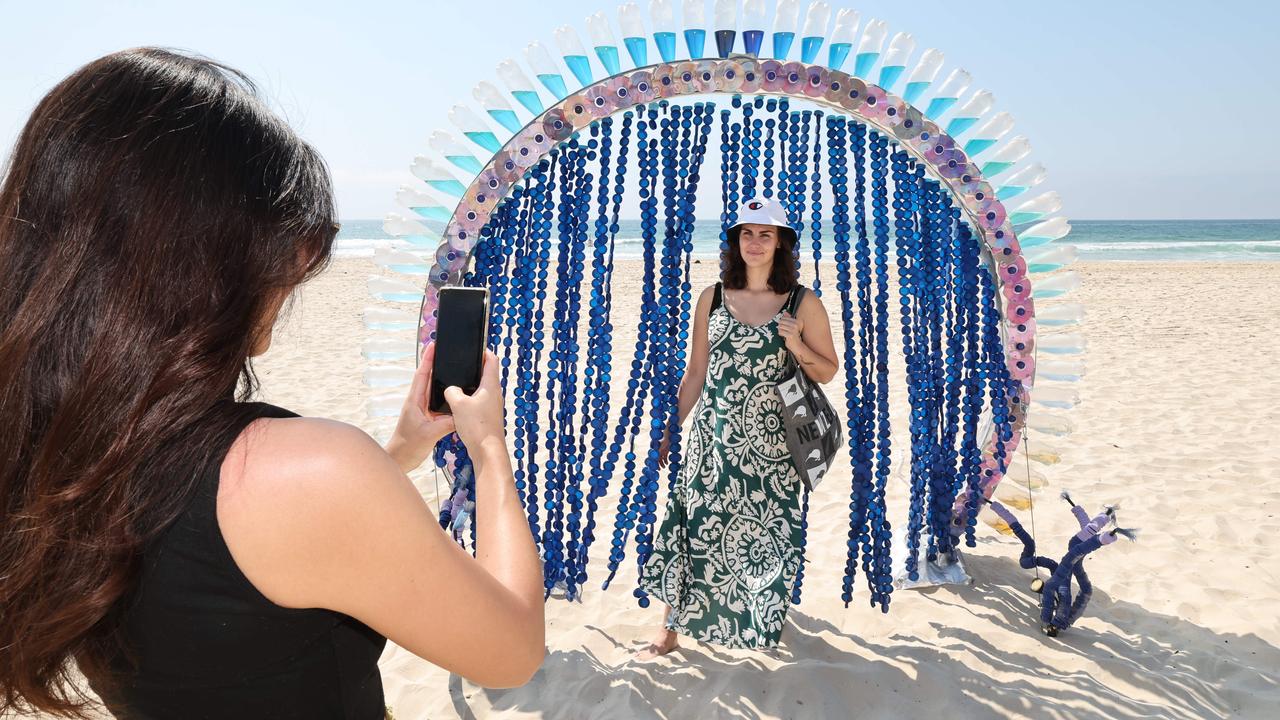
[428,287,490,414]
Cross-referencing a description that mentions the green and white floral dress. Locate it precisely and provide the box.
[639,287,805,649]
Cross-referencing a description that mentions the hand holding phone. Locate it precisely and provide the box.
[429,287,490,414]
[386,341,457,472]
[442,348,505,450]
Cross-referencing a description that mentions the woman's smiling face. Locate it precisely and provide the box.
[737,223,779,268]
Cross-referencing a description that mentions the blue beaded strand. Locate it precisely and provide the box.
[604,104,663,588]
[762,98,777,199]
[868,131,895,611]
[577,114,633,582]
[809,111,824,296]
[891,148,930,582]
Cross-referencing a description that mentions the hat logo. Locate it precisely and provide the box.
[747,201,763,210]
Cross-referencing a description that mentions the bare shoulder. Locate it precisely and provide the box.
[221,416,389,508]
[798,287,831,317]
[218,416,410,608]
[694,284,718,315]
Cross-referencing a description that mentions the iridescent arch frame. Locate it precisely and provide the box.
[416,56,1035,504]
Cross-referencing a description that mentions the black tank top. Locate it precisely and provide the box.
[91,403,387,719]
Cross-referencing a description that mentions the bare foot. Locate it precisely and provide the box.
[635,629,679,661]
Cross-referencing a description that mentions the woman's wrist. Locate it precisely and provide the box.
[385,433,431,474]
[469,435,513,479]
[470,435,509,463]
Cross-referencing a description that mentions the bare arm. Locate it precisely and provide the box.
[219,352,544,688]
[675,285,715,424]
[658,286,714,467]
[779,292,839,384]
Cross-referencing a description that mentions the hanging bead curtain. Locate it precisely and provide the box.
[447,97,1014,610]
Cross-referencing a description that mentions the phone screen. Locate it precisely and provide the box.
[429,287,490,414]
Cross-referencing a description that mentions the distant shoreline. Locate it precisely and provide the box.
[334,217,1280,262]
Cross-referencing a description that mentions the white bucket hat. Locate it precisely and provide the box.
[726,196,798,247]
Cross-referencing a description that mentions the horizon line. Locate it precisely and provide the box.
[339,217,1280,224]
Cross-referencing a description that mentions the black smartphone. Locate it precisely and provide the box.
[428,287,490,414]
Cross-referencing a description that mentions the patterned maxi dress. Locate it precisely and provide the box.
[639,289,805,649]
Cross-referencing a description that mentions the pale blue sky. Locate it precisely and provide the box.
[2,0,1277,220]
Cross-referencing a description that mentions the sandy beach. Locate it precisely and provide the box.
[24,258,1278,719]
[228,258,1279,719]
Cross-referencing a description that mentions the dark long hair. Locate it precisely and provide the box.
[721,223,800,293]
[0,48,336,716]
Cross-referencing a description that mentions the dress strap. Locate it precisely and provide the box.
[711,282,723,313]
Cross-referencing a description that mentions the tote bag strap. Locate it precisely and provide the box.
[786,285,806,315]
[782,286,807,372]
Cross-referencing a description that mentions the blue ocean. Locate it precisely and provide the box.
[336,218,1280,262]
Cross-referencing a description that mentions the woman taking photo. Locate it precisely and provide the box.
[638,197,840,657]
[0,49,544,719]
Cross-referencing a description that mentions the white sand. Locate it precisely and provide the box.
[249,258,1280,720]
[30,259,1279,719]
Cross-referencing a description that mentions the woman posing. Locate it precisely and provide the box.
[638,197,839,657]
[0,49,543,719]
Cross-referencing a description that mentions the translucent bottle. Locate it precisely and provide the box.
[979,135,1030,177]
[740,0,766,56]
[996,161,1047,202]
[1030,270,1081,300]
[374,247,431,276]
[410,156,466,198]
[496,59,544,115]
[903,48,944,104]
[587,11,622,74]
[713,0,737,58]
[799,1,832,64]
[1027,410,1076,437]
[368,275,426,304]
[993,483,1035,511]
[877,32,915,90]
[945,89,994,136]
[682,0,706,59]
[428,131,483,175]
[471,82,521,133]
[826,8,860,70]
[1031,385,1080,410]
[1019,215,1070,248]
[1003,461,1049,490]
[383,212,440,247]
[963,111,1014,156]
[1034,357,1086,382]
[365,365,416,389]
[853,18,887,78]
[618,3,650,66]
[1025,244,1077,274]
[362,337,417,361]
[925,68,971,118]
[649,0,678,62]
[448,104,502,153]
[1008,192,1063,226]
[367,391,406,418]
[524,42,569,99]
[555,25,594,87]
[363,306,420,332]
[771,0,800,60]
[1033,303,1085,329]
[396,185,452,223]
[1036,331,1087,355]
[979,506,1015,535]
[1026,440,1064,466]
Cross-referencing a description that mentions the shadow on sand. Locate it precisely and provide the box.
[450,554,1279,719]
